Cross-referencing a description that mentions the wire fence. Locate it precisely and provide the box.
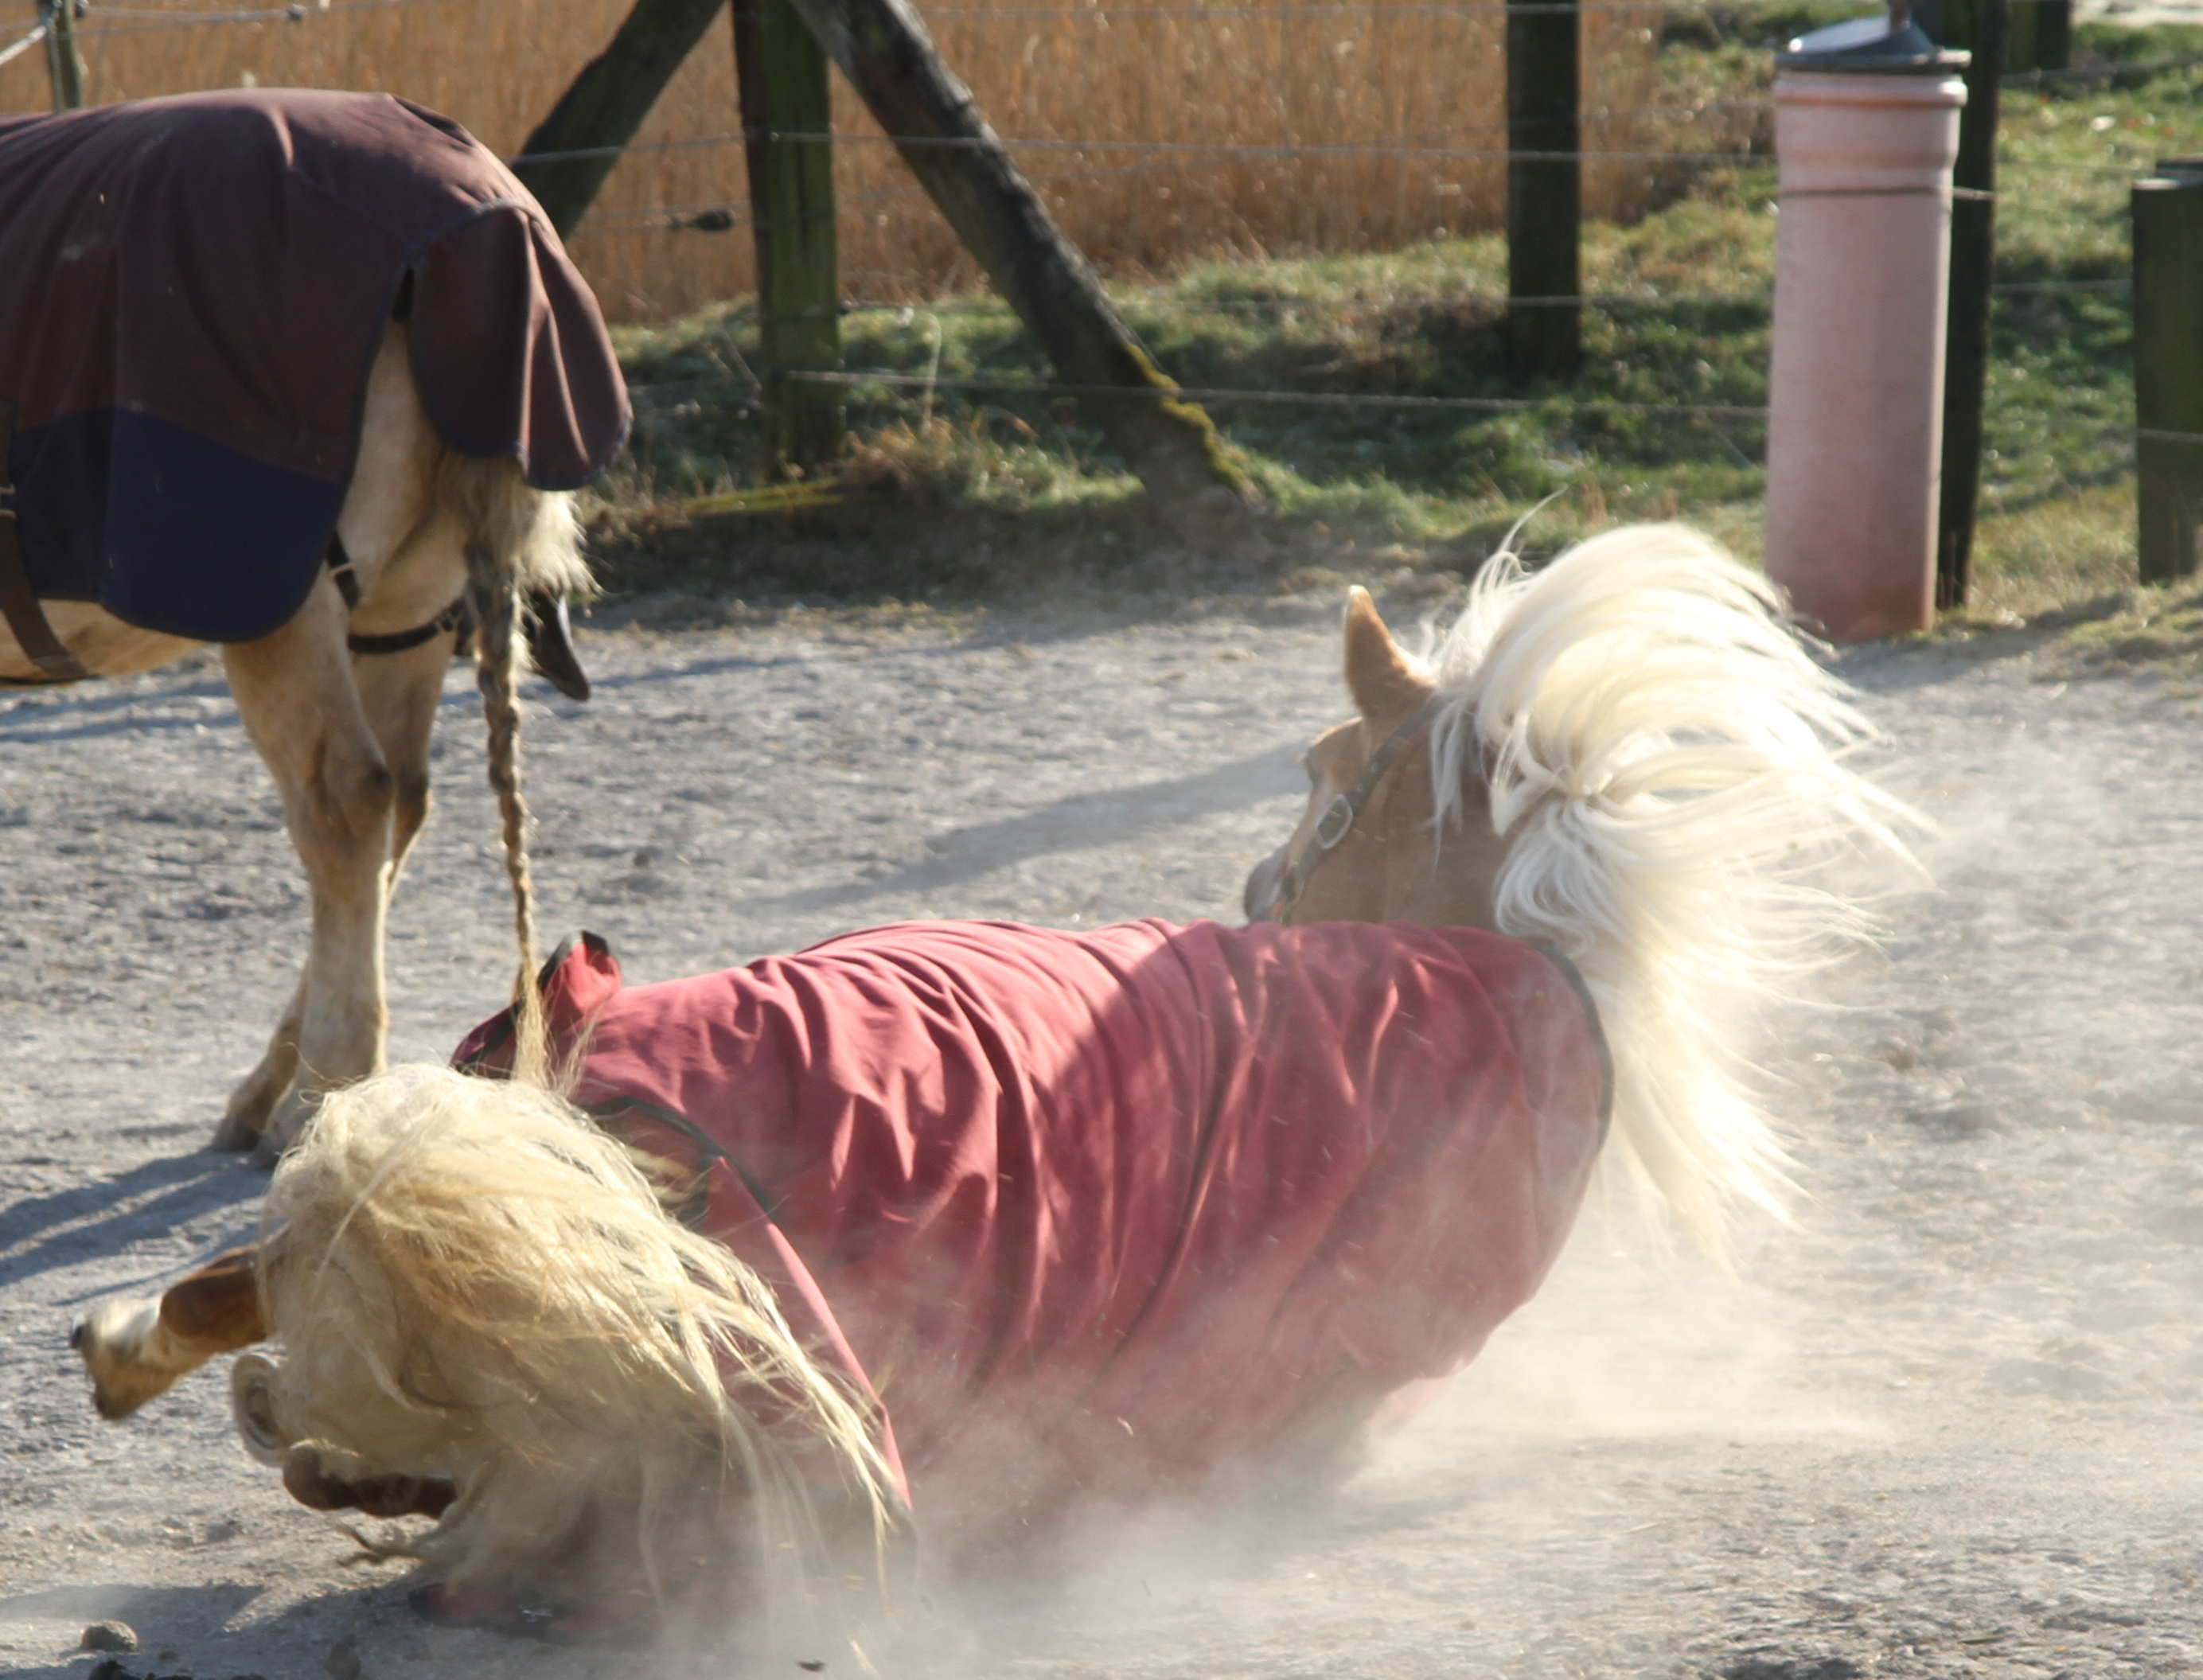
[7,0,2198,520]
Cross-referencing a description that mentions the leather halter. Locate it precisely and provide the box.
[1255,693,1450,924]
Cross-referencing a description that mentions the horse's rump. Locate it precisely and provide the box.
[0,90,629,643]
[456,918,1610,1554]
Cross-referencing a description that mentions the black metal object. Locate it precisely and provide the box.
[1934,0,2008,609]
[2134,169,2203,582]
[1506,0,1581,376]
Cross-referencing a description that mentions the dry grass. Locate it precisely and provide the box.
[1965,484,2139,624]
[2,0,1669,322]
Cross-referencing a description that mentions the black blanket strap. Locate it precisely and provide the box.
[324,532,362,610]
[0,398,92,684]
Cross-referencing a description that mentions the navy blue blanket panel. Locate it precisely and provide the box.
[14,408,341,645]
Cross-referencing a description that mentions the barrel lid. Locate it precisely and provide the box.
[1778,14,1971,72]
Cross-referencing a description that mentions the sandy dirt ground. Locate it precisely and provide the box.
[3,587,2202,1680]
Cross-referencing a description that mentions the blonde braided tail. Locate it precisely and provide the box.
[465,540,548,1086]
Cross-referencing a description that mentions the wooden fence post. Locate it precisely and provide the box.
[45,0,84,109]
[1934,0,2005,608]
[775,0,1255,539]
[2005,0,2068,74]
[2134,171,2203,583]
[1507,0,1581,376]
[736,0,844,475]
[513,0,731,239]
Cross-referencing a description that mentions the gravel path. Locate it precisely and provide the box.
[3,594,2201,1680]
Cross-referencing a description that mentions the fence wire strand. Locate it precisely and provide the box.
[18,0,2190,515]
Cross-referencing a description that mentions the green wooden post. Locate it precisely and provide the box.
[2005,0,2067,75]
[736,0,844,475]
[1506,0,1581,377]
[1935,0,2003,608]
[45,0,84,110]
[2133,173,2203,582]
[2035,0,2069,70]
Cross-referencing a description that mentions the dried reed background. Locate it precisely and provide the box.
[2,0,1659,323]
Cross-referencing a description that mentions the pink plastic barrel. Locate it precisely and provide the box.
[1764,71,1967,641]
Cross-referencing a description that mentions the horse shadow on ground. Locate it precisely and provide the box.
[0,1583,266,1680]
[727,744,1304,919]
[0,1581,262,1629]
[0,675,236,747]
[0,1152,263,1294]
[0,1579,446,1680]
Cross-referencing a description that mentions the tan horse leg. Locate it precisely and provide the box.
[217,582,400,1158]
[72,1247,265,1419]
[211,978,309,1152]
[207,332,450,1156]
[206,635,450,1152]
[357,633,454,892]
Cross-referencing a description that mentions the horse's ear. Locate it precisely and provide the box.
[1342,587,1429,721]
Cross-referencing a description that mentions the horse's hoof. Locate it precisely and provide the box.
[74,1298,167,1420]
[206,1110,263,1153]
[231,1354,287,1465]
[248,1131,287,1172]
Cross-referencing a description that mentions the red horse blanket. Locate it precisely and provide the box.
[0,91,629,643]
[456,918,1609,1555]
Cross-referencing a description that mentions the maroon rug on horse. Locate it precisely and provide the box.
[0,90,629,642]
[457,918,1609,1557]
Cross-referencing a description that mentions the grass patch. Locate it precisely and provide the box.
[590,14,2203,621]
[2029,576,2203,676]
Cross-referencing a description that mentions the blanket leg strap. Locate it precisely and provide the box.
[0,400,91,684]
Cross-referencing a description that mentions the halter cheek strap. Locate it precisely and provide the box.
[1263,693,1451,922]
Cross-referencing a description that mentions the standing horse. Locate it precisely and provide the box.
[2,90,628,1159]
[71,525,1917,1651]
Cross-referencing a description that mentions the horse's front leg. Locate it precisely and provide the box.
[73,1247,266,1419]
[209,973,308,1152]
[208,635,450,1153]
[217,579,398,1160]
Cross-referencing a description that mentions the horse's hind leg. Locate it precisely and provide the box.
[73,1246,265,1419]
[357,631,455,893]
[216,578,398,1159]
[210,976,308,1151]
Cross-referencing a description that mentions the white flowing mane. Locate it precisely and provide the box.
[1419,524,1920,1249]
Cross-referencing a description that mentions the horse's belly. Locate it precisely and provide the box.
[0,602,200,680]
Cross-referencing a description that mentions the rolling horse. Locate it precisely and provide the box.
[1,89,629,1160]
[72,527,1919,1652]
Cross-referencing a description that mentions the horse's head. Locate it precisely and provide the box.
[1246,587,1505,928]
[1243,527,1925,1250]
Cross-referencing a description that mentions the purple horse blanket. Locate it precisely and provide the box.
[0,90,630,643]
[457,918,1611,1556]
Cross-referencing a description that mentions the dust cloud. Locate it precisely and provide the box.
[4,612,2202,1678]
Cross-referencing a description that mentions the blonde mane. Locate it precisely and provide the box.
[260,1063,896,1635]
[1421,524,1920,1249]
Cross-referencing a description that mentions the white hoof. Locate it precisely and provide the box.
[72,1297,170,1420]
